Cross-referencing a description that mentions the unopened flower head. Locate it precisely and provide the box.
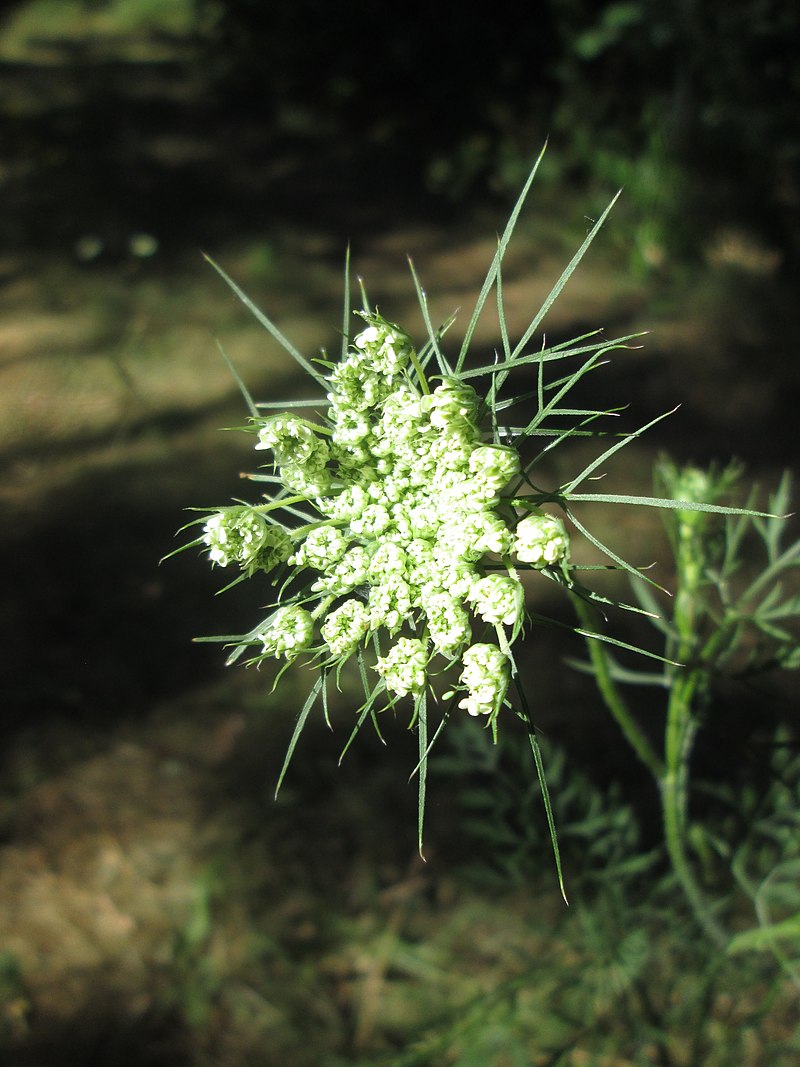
[203,507,291,574]
[375,637,429,697]
[514,511,570,568]
[255,414,322,462]
[352,312,414,378]
[468,574,524,628]
[424,589,472,657]
[458,643,510,718]
[469,445,521,493]
[321,598,370,658]
[258,605,314,659]
[290,524,348,570]
[429,378,480,433]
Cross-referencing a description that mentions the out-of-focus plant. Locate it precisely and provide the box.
[191,0,799,268]
[550,0,800,265]
[573,460,799,960]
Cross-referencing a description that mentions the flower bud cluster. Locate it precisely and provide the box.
[458,643,510,717]
[258,605,314,659]
[203,506,291,575]
[468,574,524,628]
[255,414,334,496]
[209,312,571,716]
[513,511,569,568]
[375,637,429,697]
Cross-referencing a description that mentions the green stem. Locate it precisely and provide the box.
[661,671,727,947]
[571,594,663,780]
[573,592,729,946]
[659,521,729,946]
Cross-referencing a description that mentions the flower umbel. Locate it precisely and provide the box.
[211,311,563,706]
[514,511,570,569]
[184,150,678,869]
[203,506,291,575]
[457,643,511,718]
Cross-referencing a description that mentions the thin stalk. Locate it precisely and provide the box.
[573,592,728,946]
[658,510,729,946]
[571,594,663,780]
[660,671,727,946]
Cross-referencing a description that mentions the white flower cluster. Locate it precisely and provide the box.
[203,506,291,575]
[458,643,510,717]
[513,511,569,568]
[258,605,314,659]
[207,313,571,719]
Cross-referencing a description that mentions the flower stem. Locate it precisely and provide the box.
[573,592,728,946]
[571,594,662,781]
[660,673,727,947]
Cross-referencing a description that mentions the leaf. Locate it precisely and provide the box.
[560,407,679,495]
[568,492,779,517]
[459,332,643,381]
[528,725,568,905]
[564,506,670,594]
[275,674,324,797]
[417,689,428,858]
[497,190,623,393]
[215,340,259,419]
[514,678,568,904]
[204,254,327,388]
[407,257,453,377]
[727,914,800,954]
[455,142,548,374]
[341,243,351,360]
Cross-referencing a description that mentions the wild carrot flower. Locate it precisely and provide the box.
[180,148,697,860]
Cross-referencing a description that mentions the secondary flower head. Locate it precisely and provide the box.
[203,507,291,574]
[458,643,511,718]
[258,606,314,659]
[514,511,570,568]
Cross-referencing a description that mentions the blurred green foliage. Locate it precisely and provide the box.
[193,0,800,264]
